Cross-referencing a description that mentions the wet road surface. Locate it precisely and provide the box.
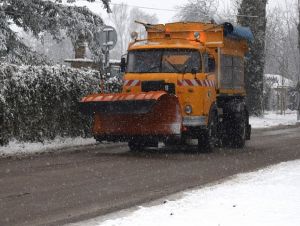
[0,126,300,226]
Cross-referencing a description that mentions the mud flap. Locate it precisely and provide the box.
[79,91,182,140]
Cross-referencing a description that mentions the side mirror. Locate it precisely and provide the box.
[120,57,126,72]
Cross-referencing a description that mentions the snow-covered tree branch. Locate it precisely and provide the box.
[0,0,111,64]
[175,0,217,22]
[0,62,122,145]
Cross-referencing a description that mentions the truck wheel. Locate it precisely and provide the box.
[128,139,144,152]
[164,136,185,147]
[231,115,246,148]
[128,139,158,152]
[198,111,218,152]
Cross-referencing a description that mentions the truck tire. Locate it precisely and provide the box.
[128,139,145,152]
[128,138,158,152]
[231,114,246,148]
[198,110,218,152]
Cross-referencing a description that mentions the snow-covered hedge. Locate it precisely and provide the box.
[0,63,122,145]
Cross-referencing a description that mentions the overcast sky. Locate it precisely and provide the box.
[73,0,297,24]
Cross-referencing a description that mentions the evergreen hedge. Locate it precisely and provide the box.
[0,63,122,145]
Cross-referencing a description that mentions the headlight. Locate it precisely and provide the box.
[184,105,192,114]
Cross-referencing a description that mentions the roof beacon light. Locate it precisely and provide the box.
[131,31,138,40]
[194,32,200,40]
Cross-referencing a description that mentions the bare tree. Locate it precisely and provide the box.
[128,8,158,39]
[20,31,74,65]
[108,3,130,58]
[238,0,268,116]
[265,5,299,80]
[108,4,158,59]
[175,0,218,22]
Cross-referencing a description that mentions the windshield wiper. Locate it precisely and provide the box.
[144,65,160,73]
[182,65,188,74]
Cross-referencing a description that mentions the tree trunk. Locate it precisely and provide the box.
[298,1,300,69]
[297,0,300,120]
[238,0,268,116]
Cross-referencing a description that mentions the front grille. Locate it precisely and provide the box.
[141,80,175,94]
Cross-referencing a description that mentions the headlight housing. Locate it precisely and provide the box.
[184,105,192,114]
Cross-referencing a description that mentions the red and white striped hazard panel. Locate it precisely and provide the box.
[123,80,141,87]
[177,79,216,87]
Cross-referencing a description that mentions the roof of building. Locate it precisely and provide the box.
[265,74,295,88]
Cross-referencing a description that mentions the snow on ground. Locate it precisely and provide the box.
[1,111,299,157]
[0,137,96,157]
[69,160,300,226]
[250,110,299,128]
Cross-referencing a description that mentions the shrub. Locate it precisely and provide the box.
[0,63,122,145]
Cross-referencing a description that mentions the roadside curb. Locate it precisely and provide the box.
[0,142,127,160]
[1,123,300,160]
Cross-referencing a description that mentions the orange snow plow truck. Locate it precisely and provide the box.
[80,21,253,152]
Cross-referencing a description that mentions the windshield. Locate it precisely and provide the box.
[127,49,201,73]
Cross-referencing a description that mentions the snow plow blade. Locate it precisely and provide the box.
[80,92,164,115]
[79,91,182,141]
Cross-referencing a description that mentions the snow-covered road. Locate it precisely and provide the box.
[1,125,300,226]
[250,110,299,128]
[69,160,300,226]
[1,111,299,157]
